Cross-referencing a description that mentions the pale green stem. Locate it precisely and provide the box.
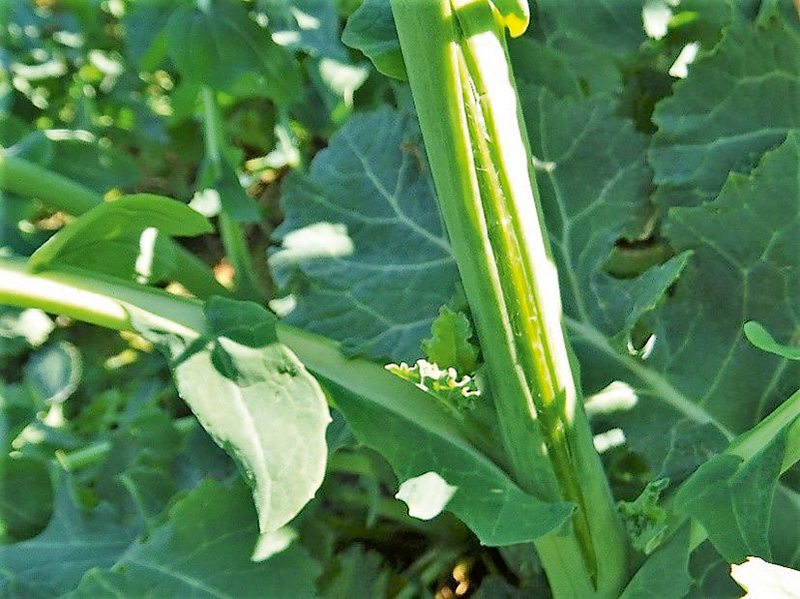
[0,151,227,299]
[389,1,627,596]
[200,86,264,302]
[0,256,503,466]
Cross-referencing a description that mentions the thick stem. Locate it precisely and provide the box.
[0,151,227,299]
[389,1,627,595]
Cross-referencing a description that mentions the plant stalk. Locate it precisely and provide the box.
[389,1,627,595]
[200,86,265,302]
[0,151,227,299]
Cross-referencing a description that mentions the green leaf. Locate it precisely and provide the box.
[68,479,320,598]
[0,470,138,598]
[285,329,574,546]
[122,0,173,69]
[262,0,348,60]
[271,108,459,362]
[422,306,479,374]
[659,131,800,432]
[507,37,582,100]
[132,296,331,533]
[342,0,406,80]
[619,525,692,599]
[518,86,671,340]
[529,0,648,94]
[744,321,800,360]
[339,383,573,546]
[674,432,786,563]
[49,139,140,195]
[165,0,302,104]
[0,456,52,543]
[28,194,212,282]
[649,16,800,208]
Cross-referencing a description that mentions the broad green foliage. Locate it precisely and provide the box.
[321,371,574,545]
[619,525,692,599]
[69,479,320,598]
[271,108,459,362]
[133,297,331,534]
[0,471,139,597]
[527,0,647,93]
[165,0,301,104]
[649,16,800,208]
[674,432,787,563]
[1,0,799,597]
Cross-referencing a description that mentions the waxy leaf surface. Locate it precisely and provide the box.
[271,108,458,362]
[69,479,320,598]
[132,297,331,534]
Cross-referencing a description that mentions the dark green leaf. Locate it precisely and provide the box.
[529,0,647,94]
[649,16,800,208]
[674,433,786,563]
[321,544,391,599]
[620,525,692,599]
[0,470,138,598]
[287,333,574,546]
[659,131,800,432]
[69,479,321,598]
[165,0,302,104]
[0,456,52,543]
[49,139,140,194]
[262,0,348,60]
[342,0,406,80]
[271,108,459,362]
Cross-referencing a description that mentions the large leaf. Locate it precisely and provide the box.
[673,430,787,563]
[655,131,800,432]
[132,296,331,534]
[270,38,800,568]
[271,108,459,362]
[0,471,138,598]
[649,15,800,208]
[69,479,320,598]
[165,0,301,104]
[527,0,648,94]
